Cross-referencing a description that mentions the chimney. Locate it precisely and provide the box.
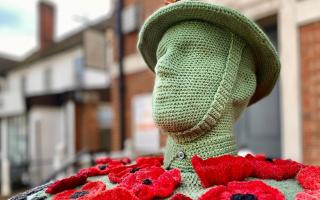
[38,1,55,51]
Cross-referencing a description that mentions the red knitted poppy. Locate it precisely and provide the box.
[120,166,181,200]
[45,174,88,194]
[297,166,320,190]
[108,164,140,183]
[90,187,138,200]
[108,156,164,184]
[191,155,253,187]
[52,181,106,200]
[170,193,193,200]
[199,180,285,200]
[78,156,136,178]
[295,189,320,200]
[78,164,113,177]
[245,154,303,181]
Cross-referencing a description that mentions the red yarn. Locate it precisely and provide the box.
[95,157,131,165]
[52,181,106,200]
[191,155,253,188]
[120,166,181,200]
[297,166,320,190]
[108,156,164,184]
[245,154,303,181]
[295,189,320,200]
[108,164,140,183]
[79,157,134,178]
[170,193,193,200]
[90,187,138,200]
[78,164,116,177]
[136,156,164,166]
[199,180,285,200]
[45,174,88,194]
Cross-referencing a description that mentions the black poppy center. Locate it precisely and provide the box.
[130,168,140,173]
[231,193,258,200]
[70,190,90,199]
[142,178,153,185]
[98,164,107,170]
[265,157,274,163]
[32,196,47,200]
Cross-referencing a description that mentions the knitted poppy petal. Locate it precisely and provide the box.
[191,155,253,187]
[45,174,88,194]
[136,156,164,166]
[295,190,320,200]
[91,187,138,200]
[51,189,76,200]
[153,168,181,198]
[297,166,320,190]
[78,164,112,177]
[170,193,193,200]
[108,164,144,184]
[199,180,285,200]
[52,181,106,200]
[120,157,132,165]
[245,154,303,181]
[80,181,106,193]
[198,185,229,200]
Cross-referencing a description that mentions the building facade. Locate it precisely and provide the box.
[0,1,113,196]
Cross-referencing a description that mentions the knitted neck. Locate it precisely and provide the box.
[163,104,237,171]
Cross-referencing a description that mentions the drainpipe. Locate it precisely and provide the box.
[116,0,126,150]
[1,118,11,196]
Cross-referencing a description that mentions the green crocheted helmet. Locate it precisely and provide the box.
[138,0,280,105]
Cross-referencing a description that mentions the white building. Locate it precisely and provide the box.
[0,1,113,196]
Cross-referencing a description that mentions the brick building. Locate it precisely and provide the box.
[109,0,320,165]
[110,0,165,153]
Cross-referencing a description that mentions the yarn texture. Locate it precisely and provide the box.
[14,1,320,200]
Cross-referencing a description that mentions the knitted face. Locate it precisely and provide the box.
[153,21,256,134]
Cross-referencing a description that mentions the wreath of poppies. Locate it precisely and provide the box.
[44,153,320,200]
[45,156,180,200]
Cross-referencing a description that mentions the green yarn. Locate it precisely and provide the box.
[153,20,254,192]
[152,20,302,199]
[138,0,280,105]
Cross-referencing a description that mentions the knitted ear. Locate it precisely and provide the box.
[232,45,257,121]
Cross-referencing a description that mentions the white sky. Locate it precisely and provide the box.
[0,0,112,59]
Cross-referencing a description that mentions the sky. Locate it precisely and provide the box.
[0,0,112,59]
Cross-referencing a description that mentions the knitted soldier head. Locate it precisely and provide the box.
[138,0,281,198]
[153,20,257,168]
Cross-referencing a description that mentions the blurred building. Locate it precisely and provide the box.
[0,1,113,195]
[1,0,320,197]
[109,0,320,167]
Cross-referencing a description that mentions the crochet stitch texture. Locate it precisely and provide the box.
[152,20,301,199]
[15,1,314,200]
